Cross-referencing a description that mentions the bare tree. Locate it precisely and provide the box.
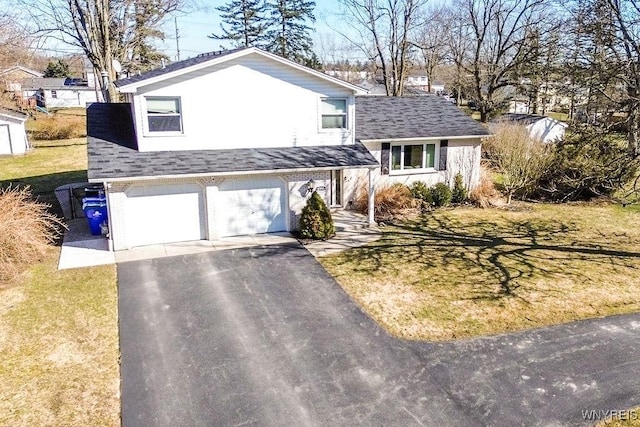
[339,0,426,96]
[411,4,449,93]
[22,0,181,101]
[453,0,548,122]
[602,0,640,157]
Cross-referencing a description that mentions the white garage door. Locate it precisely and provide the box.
[0,125,11,155]
[218,177,287,237]
[125,183,205,247]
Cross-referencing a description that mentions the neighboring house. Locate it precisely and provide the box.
[0,109,29,155]
[0,65,43,92]
[497,113,568,143]
[87,47,488,250]
[22,77,98,108]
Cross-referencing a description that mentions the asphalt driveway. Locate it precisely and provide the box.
[118,243,640,426]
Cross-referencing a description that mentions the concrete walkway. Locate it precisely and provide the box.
[58,212,380,269]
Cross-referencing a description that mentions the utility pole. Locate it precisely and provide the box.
[174,17,181,61]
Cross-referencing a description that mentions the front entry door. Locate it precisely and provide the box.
[330,170,343,207]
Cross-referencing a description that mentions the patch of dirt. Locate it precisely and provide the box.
[47,341,86,366]
[0,287,25,314]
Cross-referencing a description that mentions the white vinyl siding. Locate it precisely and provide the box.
[132,52,355,151]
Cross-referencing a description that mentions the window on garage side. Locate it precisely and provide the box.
[390,142,438,172]
[145,97,183,133]
[51,90,57,99]
[321,98,347,129]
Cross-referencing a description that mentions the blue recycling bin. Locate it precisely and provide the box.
[83,198,108,236]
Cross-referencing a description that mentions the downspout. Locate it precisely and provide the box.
[103,182,114,251]
[368,168,375,224]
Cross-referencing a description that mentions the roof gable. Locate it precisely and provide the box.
[0,65,43,78]
[355,96,490,141]
[114,48,364,94]
[0,108,28,122]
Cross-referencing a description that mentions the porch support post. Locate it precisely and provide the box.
[368,168,375,224]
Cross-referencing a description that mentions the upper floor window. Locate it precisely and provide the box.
[321,98,347,129]
[391,142,437,171]
[145,96,182,133]
[51,90,57,99]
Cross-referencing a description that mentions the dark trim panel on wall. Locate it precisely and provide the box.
[439,140,448,170]
[381,142,390,175]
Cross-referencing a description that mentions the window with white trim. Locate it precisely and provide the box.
[145,96,183,133]
[390,142,438,171]
[51,90,57,99]
[321,98,347,129]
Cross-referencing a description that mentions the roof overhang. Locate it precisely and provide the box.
[115,47,366,94]
[89,163,378,184]
[0,112,27,123]
[358,134,491,144]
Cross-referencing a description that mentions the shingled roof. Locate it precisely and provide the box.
[87,103,378,181]
[355,95,489,140]
[114,48,247,88]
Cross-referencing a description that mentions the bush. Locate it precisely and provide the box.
[299,190,335,240]
[485,122,553,203]
[470,165,502,208]
[354,182,416,222]
[409,181,432,208]
[430,183,452,207]
[451,173,468,203]
[0,186,64,285]
[27,113,86,140]
[536,126,639,202]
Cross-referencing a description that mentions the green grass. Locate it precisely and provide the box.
[0,138,87,215]
[0,138,120,425]
[320,202,640,341]
[546,111,569,121]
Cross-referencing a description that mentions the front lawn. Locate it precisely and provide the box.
[0,138,120,425]
[320,203,640,341]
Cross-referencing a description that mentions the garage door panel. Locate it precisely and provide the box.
[125,183,205,247]
[218,178,286,237]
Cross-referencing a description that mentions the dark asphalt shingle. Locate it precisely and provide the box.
[114,48,247,87]
[355,95,490,140]
[87,103,378,181]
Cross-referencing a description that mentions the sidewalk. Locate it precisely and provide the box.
[58,211,381,269]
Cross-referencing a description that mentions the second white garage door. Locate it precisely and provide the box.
[125,183,206,247]
[218,177,287,237]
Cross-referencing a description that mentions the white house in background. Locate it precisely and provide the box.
[22,77,98,108]
[497,113,568,143]
[87,47,488,251]
[0,109,29,155]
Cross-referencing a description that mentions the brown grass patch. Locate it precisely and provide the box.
[320,203,640,341]
[0,247,119,426]
[470,164,503,208]
[26,111,86,140]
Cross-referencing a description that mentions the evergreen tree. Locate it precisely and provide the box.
[265,0,316,64]
[44,59,70,77]
[209,0,268,48]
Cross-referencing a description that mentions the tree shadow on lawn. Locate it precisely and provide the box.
[329,213,640,302]
[1,170,88,218]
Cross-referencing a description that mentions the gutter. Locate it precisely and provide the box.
[88,163,380,183]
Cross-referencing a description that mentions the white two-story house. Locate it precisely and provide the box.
[87,47,488,250]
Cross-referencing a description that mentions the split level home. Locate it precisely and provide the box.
[87,47,489,251]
